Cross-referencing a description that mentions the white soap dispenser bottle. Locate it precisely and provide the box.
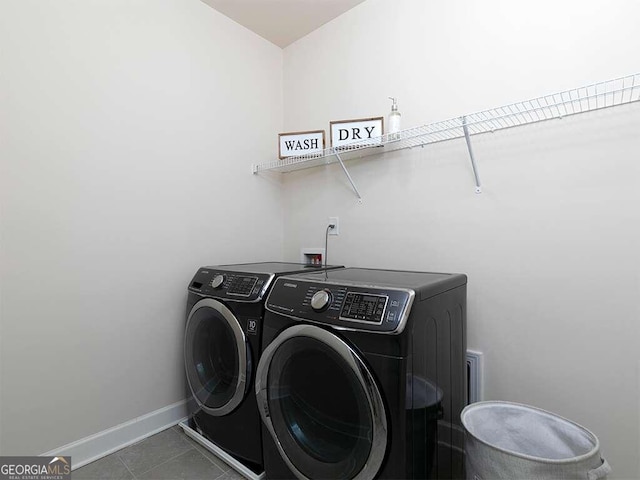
[388,97,401,140]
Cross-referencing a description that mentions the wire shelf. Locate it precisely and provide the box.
[253,73,640,174]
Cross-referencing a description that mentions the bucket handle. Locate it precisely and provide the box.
[587,458,611,480]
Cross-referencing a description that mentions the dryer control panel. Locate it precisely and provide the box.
[188,268,273,302]
[265,277,415,334]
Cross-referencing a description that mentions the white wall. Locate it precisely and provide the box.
[2,0,639,475]
[0,0,283,455]
[281,0,640,478]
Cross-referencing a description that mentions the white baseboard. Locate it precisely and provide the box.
[42,399,189,470]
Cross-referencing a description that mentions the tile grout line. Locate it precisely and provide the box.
[116,454,137,480]
[120,446,197,478]
[174,425,231,472]
[190,442,232,472]
[173,425,252,478]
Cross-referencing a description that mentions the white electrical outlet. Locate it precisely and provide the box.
[328,217,339,235]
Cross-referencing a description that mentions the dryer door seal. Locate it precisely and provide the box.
[185,298,247,416]
[256,324,387,480]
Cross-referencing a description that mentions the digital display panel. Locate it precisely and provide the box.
[362,295,379,303]
[228,276,258,296]
[340,292,387,323]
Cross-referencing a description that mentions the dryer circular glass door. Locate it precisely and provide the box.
[256,324,387,480]
[184,298,247,416]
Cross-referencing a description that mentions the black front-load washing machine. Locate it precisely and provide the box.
[184,262,343,474]
[255,267,467,480]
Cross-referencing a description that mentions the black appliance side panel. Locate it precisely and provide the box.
[193,394,263,470]
[186,291,200,314]
[185,292,201,416]
[361,351,407,480]
[408,285,466,480]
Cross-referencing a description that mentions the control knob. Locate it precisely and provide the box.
[210,274,225,289]
[310,289,332,312]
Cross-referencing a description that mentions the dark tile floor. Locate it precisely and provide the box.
[73,425,248,480]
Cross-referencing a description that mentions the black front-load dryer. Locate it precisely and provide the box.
[184,262,343,474]
[256,267,467,480]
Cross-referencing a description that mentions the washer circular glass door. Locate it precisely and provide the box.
[185,298,247,416]
[256,324,387,480]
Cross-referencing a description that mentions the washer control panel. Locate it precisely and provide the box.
[188,268,271,302]
[266,277,414,333]
[340,292,388,323]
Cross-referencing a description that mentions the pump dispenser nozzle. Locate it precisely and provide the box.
[388,97,401,139]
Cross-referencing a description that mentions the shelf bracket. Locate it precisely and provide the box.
[333,149,363,201]
[461,116,482,194]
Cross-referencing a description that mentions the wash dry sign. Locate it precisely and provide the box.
[278,130,325,158]
[330,117,384,149]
